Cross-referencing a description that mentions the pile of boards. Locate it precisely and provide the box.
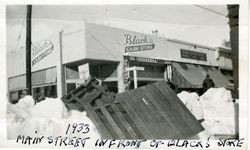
[62,77,204,139]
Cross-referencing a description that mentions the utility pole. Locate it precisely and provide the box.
[26,5,32,95]
[227,5,239,99]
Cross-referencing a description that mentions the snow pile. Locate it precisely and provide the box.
[177,91,203,120]
[7,96,101,139]
[200,88,236,136]
[177,91,208,139]
[177,88,236,138]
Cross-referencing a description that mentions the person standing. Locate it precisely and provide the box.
[202,74,215,94]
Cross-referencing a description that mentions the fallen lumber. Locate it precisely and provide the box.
[62,78,204,139]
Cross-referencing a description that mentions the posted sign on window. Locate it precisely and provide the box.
[180,49,207,61]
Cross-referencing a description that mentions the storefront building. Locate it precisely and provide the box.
[7,23,232,102]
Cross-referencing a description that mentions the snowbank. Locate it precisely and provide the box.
[7,96,101,139]
[177,91,208,139]
[200,88,236,136]
[177,91,203,120]
[178,88,236,138]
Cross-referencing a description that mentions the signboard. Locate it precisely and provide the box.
[78,63,90,80]
[123,34,155,52]
[125,55,170,64]
[31,34,60,72]
[180,49,207,61]
[32,40,54,66]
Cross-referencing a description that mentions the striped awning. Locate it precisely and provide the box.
[172,62,230,89]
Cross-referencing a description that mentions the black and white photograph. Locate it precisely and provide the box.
[1,1,248,149]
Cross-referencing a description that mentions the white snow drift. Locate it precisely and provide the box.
[178,87,237,138]
[7,87,237,140]
[7,96,100,139]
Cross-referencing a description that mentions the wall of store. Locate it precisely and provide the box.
[8,22,219,79]
[31,34,60,72]
[166,40,218,66]
[216,47,233,70]
[7,46,26,77]
[62,29,86,64]
[84,23,218,66]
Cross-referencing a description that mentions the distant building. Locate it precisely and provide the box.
[216,47,233,82]
[7,23,233,103]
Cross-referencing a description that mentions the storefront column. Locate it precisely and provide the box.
[164,66,167,81]
[117,60,125,93]
[57,31,66,98]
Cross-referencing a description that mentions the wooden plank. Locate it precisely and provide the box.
[91,82,115,97]
[127,88,164,138]
[94,107,119,138]
[154,81,203,137]
[142,85,185,138]
[151,83,193,138]
[115,102,145,139]
[110,103,139,139]
[75,86,92,98]
[158,82,204,134]
[121,92,157,138]
[116,93,154,138]
[151,83,192,138]
[84,103,112,139]
[62,78,204,139]
[95,99,126,139]
[81,89,102,104]
[137,86,177,138]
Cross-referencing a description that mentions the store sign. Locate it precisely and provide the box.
[32,40,54,66]
[123,34,155,52]
[180,49,207,61]
[78,63,90,81]
[126,56,170,64]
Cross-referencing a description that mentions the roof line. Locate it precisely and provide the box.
[166,38,215,51]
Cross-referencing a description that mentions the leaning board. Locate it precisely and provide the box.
[62,79,204,139]
[111,81,204,139]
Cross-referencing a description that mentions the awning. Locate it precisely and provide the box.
[172,62,230,88]
[8,75,26,91]
[32,67,57,86]
[8,67,57,91]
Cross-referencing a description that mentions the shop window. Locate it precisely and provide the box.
[33,85,57,103]
[9,89,28,104]
[9,91,19,104]
[66,66,79,80]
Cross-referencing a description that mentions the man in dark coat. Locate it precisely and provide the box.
[202,73,215,94]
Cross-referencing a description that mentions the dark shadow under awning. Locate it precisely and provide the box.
[172,62,230,89]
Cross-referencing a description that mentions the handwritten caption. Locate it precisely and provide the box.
[16,123,244,148]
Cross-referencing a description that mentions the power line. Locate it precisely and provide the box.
[194,5,227,17]
[85,30,118,60]
[10,11,26,76]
